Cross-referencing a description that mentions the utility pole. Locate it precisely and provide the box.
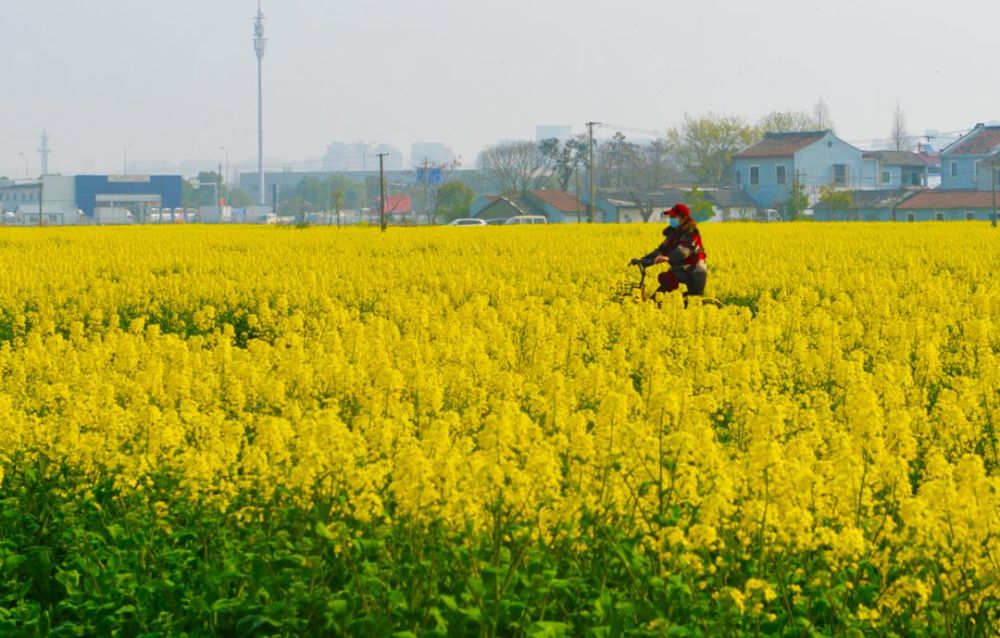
[253,1,267,206]
[378,153,388,232]
[422,156,430,225]
[992,160,997,228]
[586,121,598,223]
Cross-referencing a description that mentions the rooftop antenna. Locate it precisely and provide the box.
[253,1,267,206]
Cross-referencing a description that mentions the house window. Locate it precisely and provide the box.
[881,170,891,185]
[966,212,975,220]
[907,212,915,222]
[736,170,741,185]
[750,166,760,186]
[935,212,945,221]
[950,161,958,177]
[776,165,786,185]
[833,164,847,185]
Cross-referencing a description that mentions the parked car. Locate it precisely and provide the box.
[485,218,508,225]
[504,215,547,225]
[447,218,487,226]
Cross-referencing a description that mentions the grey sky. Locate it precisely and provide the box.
[2,0,996,178]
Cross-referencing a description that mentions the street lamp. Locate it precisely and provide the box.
[123,143,133,175]
[219,146,230,187]
[18,153,28,179]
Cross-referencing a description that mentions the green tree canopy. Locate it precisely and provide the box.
[666,113,756,186]
[756,111,821,134]
[818,185,853,220]
[685,188,715,222]
[436,181,475,223]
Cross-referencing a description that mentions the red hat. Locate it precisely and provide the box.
[662,203,691,218]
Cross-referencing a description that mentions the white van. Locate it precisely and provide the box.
[504,215,547,225]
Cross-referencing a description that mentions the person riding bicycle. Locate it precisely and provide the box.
[630,203,707,302]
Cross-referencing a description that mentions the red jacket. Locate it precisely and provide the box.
[642,223,706,270]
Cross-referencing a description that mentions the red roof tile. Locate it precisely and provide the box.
[733,131,827,159]
[896,190,999,210]
[943,126,1000,156]
[381,194,412,213]
[527,189,583,212]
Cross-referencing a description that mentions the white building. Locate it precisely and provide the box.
[536,124,573,142]
[410,142,456,167]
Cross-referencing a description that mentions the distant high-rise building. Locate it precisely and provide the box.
[322,141,403,172]
[410,142,456,167]
[536,125,573,142]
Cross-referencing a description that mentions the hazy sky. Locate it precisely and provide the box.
[2,0,998,178]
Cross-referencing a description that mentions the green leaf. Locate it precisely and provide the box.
[528,621,571,637]
[314,520,335,540]
[440,595,458,611]
[54,569,80,595]
[236,614,283,637]
[459,607,482,622]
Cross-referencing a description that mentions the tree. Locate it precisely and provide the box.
[477,141,555,194]
[818,184,853,220]
[666,113,757,186]
[330,189,345,227]
[632,138,685,190]
[295,176,328,212]
[182,171,223,208]
[784,173,810,220]
[890,102,912,151]
[226,188,253,208]
[538,135,588,191]
[812,99,835,132]
[686,188,715,222]
[325,175,364,210]
[756,110,821,134]
[436,181,475,223]
[598,132,640,188]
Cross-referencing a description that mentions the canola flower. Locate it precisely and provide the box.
[0,223,997,631]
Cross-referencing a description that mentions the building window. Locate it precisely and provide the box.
[935,212,945,221]
[950,161,958,177]
[736,170,741,185]
[776,165,786,185]
[966,212,975,220]
[833,164,847,185]
[907,212,915,222]
[750,166,759,186]
[881,170,891,184]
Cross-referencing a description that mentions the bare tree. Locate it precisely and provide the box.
[632,138,684,190]
[891,101,913,151]
[477,141,554,194]
[812,99,835,132]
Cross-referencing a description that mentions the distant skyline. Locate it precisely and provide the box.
[2,0,999,178]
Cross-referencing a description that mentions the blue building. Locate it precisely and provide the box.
[860,151,928,189]
[75,175,183,219]
[732,131,864,212]
[939,124,1000,190]
[895,191,997,221]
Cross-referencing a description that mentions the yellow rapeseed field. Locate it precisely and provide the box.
[0,222,997,631]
